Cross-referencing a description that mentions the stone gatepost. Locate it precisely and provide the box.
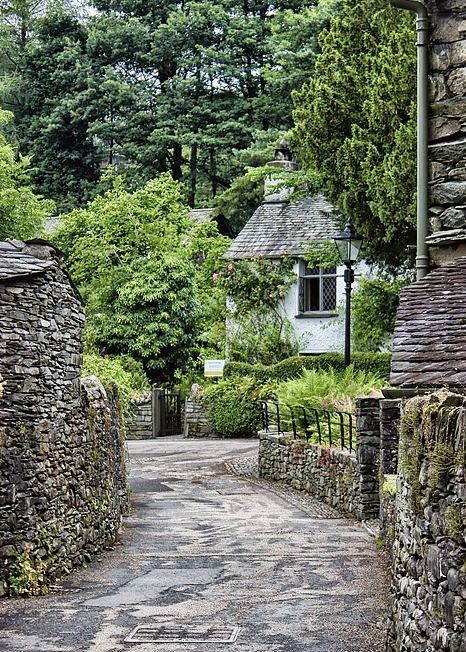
[355,398,381,519]
[379,399,402,475]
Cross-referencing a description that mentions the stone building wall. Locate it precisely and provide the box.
[386,391,466,652]
[0,240,127,596]
[427,0,466,262]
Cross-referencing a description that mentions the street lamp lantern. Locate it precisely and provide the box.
[333,223,363,265]
[333,223,364,367]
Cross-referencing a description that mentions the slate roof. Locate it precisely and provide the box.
[390,256,466,388]
[224,195,339,259]
[0,240,55,281]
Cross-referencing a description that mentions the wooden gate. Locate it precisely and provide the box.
[152,388,182,437]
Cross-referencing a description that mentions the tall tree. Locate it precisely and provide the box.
[16,9,102,210]
[292,0,416,268]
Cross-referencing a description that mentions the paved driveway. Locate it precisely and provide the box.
[0,438,389,652]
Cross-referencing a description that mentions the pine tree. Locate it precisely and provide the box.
[292,0,417,268]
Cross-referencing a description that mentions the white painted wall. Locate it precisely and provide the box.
[281,260,372,354]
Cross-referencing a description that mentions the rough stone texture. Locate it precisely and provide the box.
[258,432,361,517]
[356,398,381,518]
[258,398,398,520]
[259,398,381,520]
[126,392,152,440]
[379,475,397,555]
[0,240,127,596]
[391,255,466,388]
[386,392,466,652]
[183,397,213,438]
[380,400,402,475]
[427,0,466,255]
[0,438,390,652]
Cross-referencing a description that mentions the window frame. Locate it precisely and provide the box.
[297,260,338,316]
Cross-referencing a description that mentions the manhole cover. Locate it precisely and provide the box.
[125,624,241,644]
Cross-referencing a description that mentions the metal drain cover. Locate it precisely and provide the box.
[125,624,241,644]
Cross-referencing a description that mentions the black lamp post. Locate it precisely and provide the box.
[333,224,363,367]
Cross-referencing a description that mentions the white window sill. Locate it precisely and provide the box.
[295,312,339,319]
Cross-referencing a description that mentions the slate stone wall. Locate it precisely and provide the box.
[380,399,402,475]
[0,245,127,596]
[258,433,363,517]
[126,393,152,440]
[183,397,213,438]
[428,0,466,234]
[386,392,466,652]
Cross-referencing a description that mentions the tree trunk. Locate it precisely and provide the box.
[189,143,198,207]
[172,143,183,181]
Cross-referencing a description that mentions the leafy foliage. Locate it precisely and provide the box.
[352,277,408,352]
[275,365,384,413]
[0,106,52,239]
[224,351,392,383]
[218,256,294,316]
[227,313,299,367]
[203,377,264,438]
[3,1,341,214]
[292,0,417,268]
[305,238,340,269]
[53,174,200,383]
[82,352,149,413]
[216,255,298,365]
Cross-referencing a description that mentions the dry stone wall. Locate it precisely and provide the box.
[258,398,383,520]
[184,397,213,438]
[386,392,466,652]
[126,393,152,440]
[0,240,127,596]
[258,433,362,517]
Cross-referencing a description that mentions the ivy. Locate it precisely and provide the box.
[305,239,340,269]
[216,256,294,317]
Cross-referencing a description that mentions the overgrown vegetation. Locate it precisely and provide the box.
[216,255,299,366]
[225,352,392,384]
[275,365,384,413]
[352,277,409,351]
[0,107,52,240]
[82,353,149,413]
[203,377,267,438]
[7,546,48,597]
[399,392,466,515]
[292,0,416,269]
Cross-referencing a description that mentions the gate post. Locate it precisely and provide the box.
[152,387,164,438]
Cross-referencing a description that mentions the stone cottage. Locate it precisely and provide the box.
[0,239,127,595]
[224,143,371,354]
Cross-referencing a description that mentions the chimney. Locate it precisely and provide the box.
[263,139,298,203]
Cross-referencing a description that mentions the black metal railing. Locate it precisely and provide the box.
[260,400,355,452]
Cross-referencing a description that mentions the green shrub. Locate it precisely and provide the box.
[275,365,384,413]
[82,353,150,413]
[203,377,264,438]
[352,277,408,351]
[224,352,391,383]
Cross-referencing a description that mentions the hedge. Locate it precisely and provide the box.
[203,378,262,438]
[224,352,391,383]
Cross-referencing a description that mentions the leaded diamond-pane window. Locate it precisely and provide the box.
[299,262,337,313]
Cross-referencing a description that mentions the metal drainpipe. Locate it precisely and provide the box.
[389,0,429,280]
